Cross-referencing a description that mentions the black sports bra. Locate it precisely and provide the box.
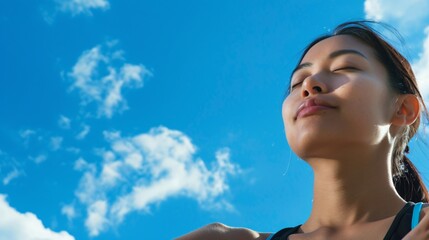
[267,202,423,240]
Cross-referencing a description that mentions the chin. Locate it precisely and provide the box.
[288,131,343,158]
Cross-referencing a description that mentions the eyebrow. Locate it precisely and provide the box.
[291,49,368,76]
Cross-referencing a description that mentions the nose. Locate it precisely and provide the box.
[301,74,327,97]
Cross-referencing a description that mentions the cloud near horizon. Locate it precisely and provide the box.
[0,195,75,240]
[70,126,240,236]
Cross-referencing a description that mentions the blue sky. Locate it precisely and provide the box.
[2,1,429,239]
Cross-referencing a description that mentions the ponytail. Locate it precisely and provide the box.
[394,154,429,202]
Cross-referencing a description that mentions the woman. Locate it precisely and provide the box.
[176,21,429,240]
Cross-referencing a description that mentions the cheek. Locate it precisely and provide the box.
[282,96,299,145]
[339,79,392,122]
[282,97,295,126]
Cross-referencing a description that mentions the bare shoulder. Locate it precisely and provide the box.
[174,222,272,240]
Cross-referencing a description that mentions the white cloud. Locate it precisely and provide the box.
[66,147,81,154]
[30,154,48,164]
[85,200,108,236]
[61,204,77,222]
[413,27,429,104]
[74,157,93,171]
[50,137,63,151]
[2,169,21,185]
[56,0,110,16]
[0,194,75,240]
[75,168,98,205]
[58,115,71,129]
[76,124,90,140]
[19,129,36,139]
[72,126,240,236]
[19,129,37,146]
[364,0,429,32]
[364,0,383,21]
[100,159,122,187]
[68,42,152,118]
[0,151,24,185]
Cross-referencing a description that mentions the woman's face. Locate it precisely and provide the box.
[282,35,397,159]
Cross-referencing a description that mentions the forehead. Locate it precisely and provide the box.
[301,35,375,63]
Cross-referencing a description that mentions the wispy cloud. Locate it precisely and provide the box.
[42,0,109,24]
[68,42,152,118]
[19,129,46,149]
[18,129,68,164]
[29,154,48,164]
[19,129,37,146]
[76,124,90,140]
[19,129,36,139]
[2,169,21,185]
[61,203,77,222]
[0,150,24,185]
[56,0,110,16]
[58,115,71,129]
[0,195,75,240]
[71,126,240,236]
[51,136,64,151]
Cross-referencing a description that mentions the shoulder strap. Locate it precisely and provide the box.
[270,225,301,240]
[384,202,414,240]
[411,202,423,229]
[268,202,420,240]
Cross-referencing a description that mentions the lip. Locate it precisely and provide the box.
[295,98,336,119]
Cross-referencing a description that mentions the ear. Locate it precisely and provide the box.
[391,94,420,126]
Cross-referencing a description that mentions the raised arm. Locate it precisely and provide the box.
[174,222,271,240]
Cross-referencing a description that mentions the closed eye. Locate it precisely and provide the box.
[333,66,360,72]
[290,81,303,91]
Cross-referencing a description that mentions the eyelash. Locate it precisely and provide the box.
[333,66,359,72]
[290,81,303,90]
[289,66,359,92]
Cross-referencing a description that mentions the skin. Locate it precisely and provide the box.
[175,35,428,240]
[174,223,271,240]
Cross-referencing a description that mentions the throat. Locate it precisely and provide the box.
[306,157,406,227]
[294,215,399,240]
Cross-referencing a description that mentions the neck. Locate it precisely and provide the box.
[303,149,406,231]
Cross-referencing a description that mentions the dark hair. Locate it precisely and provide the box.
[288,21,428,202]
